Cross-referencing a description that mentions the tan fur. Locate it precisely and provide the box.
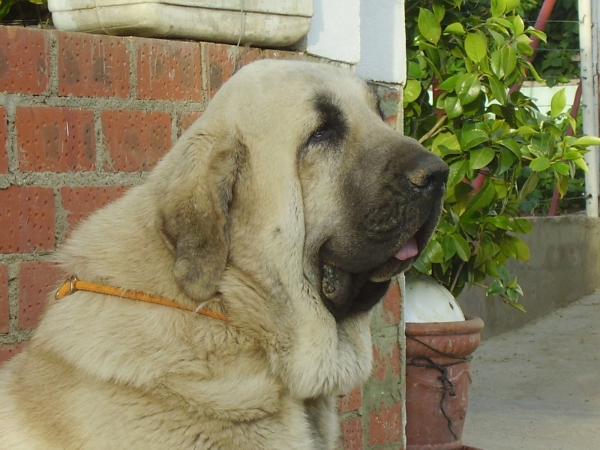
[0,60,446,450]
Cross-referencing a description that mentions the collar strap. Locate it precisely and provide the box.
[55,276,229,322]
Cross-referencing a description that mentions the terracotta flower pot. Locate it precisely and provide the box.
[405,316,484,450]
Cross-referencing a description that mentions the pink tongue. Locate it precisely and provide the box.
[395,236,418,261]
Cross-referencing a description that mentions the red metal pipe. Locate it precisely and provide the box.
[510,0,558,94]
[530,0,558,58]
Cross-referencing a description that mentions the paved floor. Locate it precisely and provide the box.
[461,291,600,450]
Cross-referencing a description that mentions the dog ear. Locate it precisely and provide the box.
[157,134,243,302]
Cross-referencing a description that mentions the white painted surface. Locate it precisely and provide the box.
[306,0,361,64]
[520,80,579,114]
[49,0,312,47]
[579,0,599,217]
[404,276,465,323]
[307,0,407,84]
[355,0,406,84]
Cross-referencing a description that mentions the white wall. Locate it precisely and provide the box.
[306,0,406,85]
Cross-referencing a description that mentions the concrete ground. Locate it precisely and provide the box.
[461,291,600,450]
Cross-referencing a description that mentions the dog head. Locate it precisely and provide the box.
[155,60,448,321]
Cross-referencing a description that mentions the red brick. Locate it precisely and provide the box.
[368,403,403,445]
[340,417,363,450]
[16,106,95,172]
[0,265,8,334]
[381,279,402,325]
[137,39,202,101]
[102,110,171,171]
[178,111,203,137]
[0,27,49,94]
[372,341,401,382]
[375,85,402,129]
[61,186,128,230]
[0,107,7,173]
[58,32,130,98]
[339,386,362,413]
[206,43,263,98]
[0,186,55,254]
[0,342,26,367]
[18,261,63,329]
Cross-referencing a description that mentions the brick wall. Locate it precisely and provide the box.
[0,24,406,449]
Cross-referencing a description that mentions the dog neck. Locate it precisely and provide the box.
[55,275,230,322]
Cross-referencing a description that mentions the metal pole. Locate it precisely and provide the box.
[579,0,599,217]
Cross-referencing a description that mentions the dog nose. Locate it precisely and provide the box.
[406,158,449,190]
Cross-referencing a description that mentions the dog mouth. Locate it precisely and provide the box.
[319,229,428,321]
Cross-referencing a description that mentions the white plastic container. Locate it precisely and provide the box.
[49,0,312,47]
[404,275,465,323]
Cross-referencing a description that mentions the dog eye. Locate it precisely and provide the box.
[308,125,336,146]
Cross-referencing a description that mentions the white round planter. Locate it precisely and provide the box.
[404,275,465,323]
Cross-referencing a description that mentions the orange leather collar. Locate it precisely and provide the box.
[55,276,229,322]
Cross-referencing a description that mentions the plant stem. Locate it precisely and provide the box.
[419,115,447,144]
[449,260,465,294]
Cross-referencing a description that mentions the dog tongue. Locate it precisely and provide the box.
[395,236,418,261]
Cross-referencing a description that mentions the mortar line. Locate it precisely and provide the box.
[47,30,59,96]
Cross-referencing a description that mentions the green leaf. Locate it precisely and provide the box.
[519,171,539,200]
[469,148,495,170]
[465,33,488,63]
[557,174,569,197]
[447,159,469,188]
[432,2,445,22]
[491,47,517,80]
[444,95,463,119]
[573,157,590,173]
[460,129,488,150]
[516,126,537,136]
[501,139,523,159]
[463,181,496,219]
[550,88,567,118]
[507,236,530,261]
[0,0,13,20]
[423,239,445,264]
[451,235,471,261]
[486,75,508,104]
[573,136,600,147]
[512,218,533,234]
[509,14,525,36]
[522,60,545,83]
[516,40,534,57]
[438,74,461,91]
[418,8,442,45]
[404,80,422,105]
[487,215,511,229]
[498,149,515,174]
[455,74,481,106]
[487,279,505,296]
[412,256,430,274]
[552,161,570,176]
[445,23,465,35]
[526,28,547,43]
[529,157,551,172]
[440,235,457,260]
[407,61,423,79]
[432,133,461,156]
[504,0,521,13]
[491,0,507,17]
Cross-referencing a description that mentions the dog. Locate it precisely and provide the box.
[0,60,448,449]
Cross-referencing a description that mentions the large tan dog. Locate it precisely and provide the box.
[0,60,448,449]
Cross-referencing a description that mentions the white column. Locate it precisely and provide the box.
[306,0,407,85]
[580,0,599,217]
